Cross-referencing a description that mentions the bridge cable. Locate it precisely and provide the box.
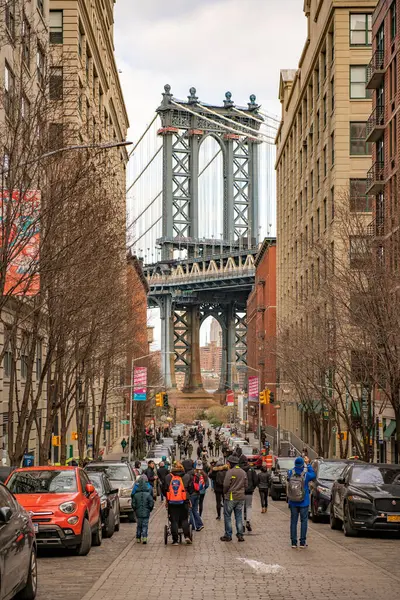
[126,145,162,194]
[170,100,275,145]
[130,148,222,226]
[131,216,162,247]
[199,103,276,141]
[232,106,279,130]
[127,114,158,159]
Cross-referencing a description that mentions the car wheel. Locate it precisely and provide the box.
[330,508,342,530]
[343,504,357,537]
[74,518,92,556]
[311,497,320,523]
[15,547,37,600]
[270,487,278,501]
[104,509,115,538]
[114,505,121,532]
[92,517,103,546]
[128,511,136,523]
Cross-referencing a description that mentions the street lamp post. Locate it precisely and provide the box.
[228,363,262,449]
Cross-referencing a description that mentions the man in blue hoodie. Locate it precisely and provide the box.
[287,456,316,549]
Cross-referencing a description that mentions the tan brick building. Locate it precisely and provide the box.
[276,0,376,441]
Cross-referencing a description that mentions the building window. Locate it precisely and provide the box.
[331,77,334,111]
[323,198,327,230]
[350,13,372,46]
[20,338,29,380]
[22,16,31,66]
[3,331,12,379]
[36,341,42,379]
[323,94,327,126]
[350,236,369,269]
[48,123,63,150]
[350,65,371,99]
[5,0,15,38]
[350,179,371,212]
[49,11,63,44]
[49,67,63,100]
[4,63,14,120]
[317,159,320,189]
[78,26,84,58]
[37,0,44,16]
[323,146,327,176]
[350,122,371,155]
[331,186,335,220]
[331,133,334,166]
[36,44,45,87]
[391,2,397,40]
[316,110,320,139]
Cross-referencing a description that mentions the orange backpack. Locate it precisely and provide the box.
[166,475,187,504]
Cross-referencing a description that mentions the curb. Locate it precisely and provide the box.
[80,501,165,600]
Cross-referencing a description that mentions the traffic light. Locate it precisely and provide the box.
[71,431,78,441]
[52,435,61,447]
[155,393,163,407]
[265,389,271,404]
[163,393,169,408]
[269,392,274,404]
[259,390,266,404]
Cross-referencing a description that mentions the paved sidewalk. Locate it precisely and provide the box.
[81,489,400,600]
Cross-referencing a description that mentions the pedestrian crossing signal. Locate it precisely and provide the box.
[269,392,274,404]
[155,393,163,407]
[163,393,169,408]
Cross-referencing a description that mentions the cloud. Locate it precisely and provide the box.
[114,0,306,139]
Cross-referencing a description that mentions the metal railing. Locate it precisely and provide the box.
[366,50,385,83]
[366,161,385,192]
[366,104,385,138]
[148,266,255,285]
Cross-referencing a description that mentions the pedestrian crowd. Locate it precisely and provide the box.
[130,424,316,548]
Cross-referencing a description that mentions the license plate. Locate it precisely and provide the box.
[33,523,39,533]
[387,515,400,522]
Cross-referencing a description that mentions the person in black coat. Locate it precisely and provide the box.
[257,464,271,513]
[208,458,228,520]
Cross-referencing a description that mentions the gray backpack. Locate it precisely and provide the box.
[287,472,306,502]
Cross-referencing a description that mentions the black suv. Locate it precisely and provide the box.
[270,457,295,500]
[309,458,359,522]
[330,463,400,536]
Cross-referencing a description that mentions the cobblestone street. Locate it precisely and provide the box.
[36,489,400,600]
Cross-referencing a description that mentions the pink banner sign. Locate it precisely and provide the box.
[133,366,147,401]
[248,376,259,400]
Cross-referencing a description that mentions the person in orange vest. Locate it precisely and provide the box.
[164,461,192,545]
[262,452,274,470]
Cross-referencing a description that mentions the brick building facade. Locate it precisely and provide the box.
[246,240,277,432]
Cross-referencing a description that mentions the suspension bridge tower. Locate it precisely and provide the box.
[140,85,269,415]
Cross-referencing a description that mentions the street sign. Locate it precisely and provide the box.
[87,426,93,447]
[120,419,129,425]
[52,435,61,447]
[248,376,259,400]
[104,421,111,431]
[378,415,384,443]
[23,453,34,467]
[134,366,147,401]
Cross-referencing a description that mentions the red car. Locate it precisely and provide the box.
[7,466,101,556]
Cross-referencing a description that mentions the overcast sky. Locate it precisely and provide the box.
[114,0,307,142]
[113,0,307,347]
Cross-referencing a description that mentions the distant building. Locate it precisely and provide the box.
[210,318,222,347]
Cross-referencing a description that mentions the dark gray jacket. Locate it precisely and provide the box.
[257,470,271,489]
[223,465,247,501]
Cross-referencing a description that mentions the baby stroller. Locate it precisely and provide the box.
[164,509,193,545]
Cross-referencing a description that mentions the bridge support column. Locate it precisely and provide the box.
[182,305,203,393]
[160,296,176,389]
[219,304,235,393]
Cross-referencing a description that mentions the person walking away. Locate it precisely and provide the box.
[287,456,316,548]
[257,464,271,513]
[208,439,214,457]
[215,438,221,457]
[164,462,192,545]
[239,454,258,532]
[197,444,202,459]
[209,458,228,519]
[121,438,127,453]
[179,442,186,460]
[187,441,194,459]
[188,460,206,530]
[157,461,169,502]
[144,460,157,500]
[131,474,154,544]
[196,462,209,517]
[133,460,142,477]
[221,455,247,542]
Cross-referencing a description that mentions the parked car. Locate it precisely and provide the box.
[145,448,172,466]
[0,481,37,600]
[85,461,137,522]
[7,466,101,556]
[270,457,295,500]
[88,472,120,538]
[330,463,400,536]
[309,459,359,522]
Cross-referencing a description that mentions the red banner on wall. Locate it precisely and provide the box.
[248,376,259,400]
[226,389,234,406]
[1,190,40,296]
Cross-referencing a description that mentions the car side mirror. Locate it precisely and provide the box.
[337,477,345,485]
[86,483,95,494]
[0,507,12,523]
